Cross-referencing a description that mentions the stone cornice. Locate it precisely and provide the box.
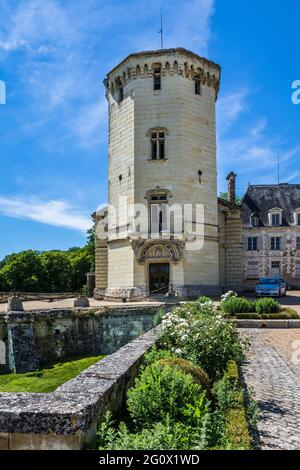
[104,48,221,100]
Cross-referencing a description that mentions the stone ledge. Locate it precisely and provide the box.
[235,319,300,329]
[0,327,159,449]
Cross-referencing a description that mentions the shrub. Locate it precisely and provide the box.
[142,347,174,368]
[196,296,212,304]
[222,297,254,315]
[159,308,246,380]
[98,412,216,451]
[255,298,280,314]
[214,361,252,450]
[158,358,211,393]
[153,307,165,326]
[221,291,237,302]
[127,363,209,429]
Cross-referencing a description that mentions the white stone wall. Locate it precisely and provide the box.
[105,49,221,298]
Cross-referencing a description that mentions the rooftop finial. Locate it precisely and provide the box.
[158,8,163,49]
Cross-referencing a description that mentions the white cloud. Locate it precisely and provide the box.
[217,88,249,133]
[0,196,92,232]
[0,0,216,151]
[218,115,300,189]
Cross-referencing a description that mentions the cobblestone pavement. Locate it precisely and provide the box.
[240,329,300,450]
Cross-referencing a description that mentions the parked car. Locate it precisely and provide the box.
[255,278,287,297]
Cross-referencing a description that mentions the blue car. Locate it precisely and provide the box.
[255,278,287,297]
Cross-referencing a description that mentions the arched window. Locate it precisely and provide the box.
[148,128,168,160]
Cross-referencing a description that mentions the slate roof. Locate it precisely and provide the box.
[242,184,300,227]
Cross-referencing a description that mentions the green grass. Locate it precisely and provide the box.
[0,355,105,393]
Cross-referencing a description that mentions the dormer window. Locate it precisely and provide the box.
[250,214,259,227]
[268,208,282,226]
[294,209,300,225]
[272,214,280,226]
[153,64,161,90]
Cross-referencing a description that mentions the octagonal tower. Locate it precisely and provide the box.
[99,48,221,300]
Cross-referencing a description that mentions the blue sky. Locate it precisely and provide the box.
[0,0,299,260]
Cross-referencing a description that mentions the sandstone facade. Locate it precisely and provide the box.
[94,48,243,300]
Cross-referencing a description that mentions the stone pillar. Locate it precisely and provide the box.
[224,209,243,293]
[93,209,108,300]
[5,312,38,374]
[226,172,237,204]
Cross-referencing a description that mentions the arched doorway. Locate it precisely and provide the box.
[149,263,170,294]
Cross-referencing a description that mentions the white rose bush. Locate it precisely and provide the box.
[159,299,246,381]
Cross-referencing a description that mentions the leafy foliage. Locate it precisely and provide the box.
[0,230,95,292]
[158,358,211,393]
[127,362,209,429]
[222,297,255,315]
[255,298,280,314]
[98,412,215,451]
[213,361,253,450]
[159,305,246,380]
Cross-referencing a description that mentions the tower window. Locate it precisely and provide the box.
[118,86,124,102]
[150,130,165,160]
[153,65,161,90]
[194,77,201,95]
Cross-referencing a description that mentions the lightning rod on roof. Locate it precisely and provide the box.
[158,9,163,49]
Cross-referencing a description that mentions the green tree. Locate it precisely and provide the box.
[219,192,243,205]
[39,251,72,292]
[67,247,94,291]
[0,250,44,292]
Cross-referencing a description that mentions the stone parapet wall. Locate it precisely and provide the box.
[0,305,165,373]
[0,328,158,450]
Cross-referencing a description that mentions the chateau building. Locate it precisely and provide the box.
[242,184,300,289]
[94,48,243,301]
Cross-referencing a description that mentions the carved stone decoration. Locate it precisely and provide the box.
[131,239,184,264]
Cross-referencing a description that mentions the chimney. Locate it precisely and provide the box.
[226,172,237,204]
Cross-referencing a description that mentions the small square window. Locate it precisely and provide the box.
[296,261,300,277]
[296,237,300,250]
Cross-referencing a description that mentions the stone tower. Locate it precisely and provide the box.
[96,48,221,301]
